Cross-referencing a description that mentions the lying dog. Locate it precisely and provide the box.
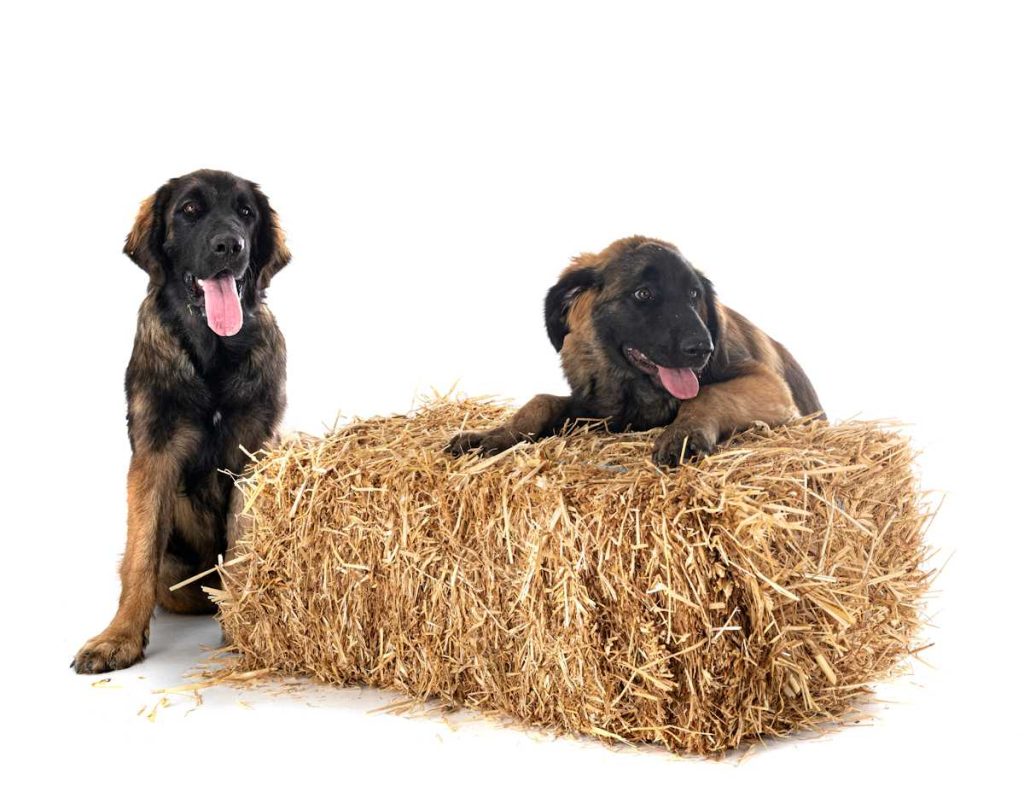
[73,170,291,674]
[449,236,822,465]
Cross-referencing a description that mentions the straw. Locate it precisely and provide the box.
[213,398,933,757]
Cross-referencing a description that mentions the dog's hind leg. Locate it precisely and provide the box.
[155,491,224,614]
[156,549,219,614]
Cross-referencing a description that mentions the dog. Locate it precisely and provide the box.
[448,236,822,465]
[72,170,291,674]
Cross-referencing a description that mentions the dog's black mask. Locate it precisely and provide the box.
[124,169,290,338]
[546,242,719,400]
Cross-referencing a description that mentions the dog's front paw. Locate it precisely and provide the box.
[447,427,518,457]
[72,629,147,674]
[447,430,486,456]
[651,425,716,467]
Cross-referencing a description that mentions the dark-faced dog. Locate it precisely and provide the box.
[72,170,291,674]
[449,236,822,464]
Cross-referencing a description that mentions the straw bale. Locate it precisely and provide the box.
[214,399,932,756]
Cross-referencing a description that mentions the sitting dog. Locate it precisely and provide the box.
[73,170,291,673]
[449,236,822,465]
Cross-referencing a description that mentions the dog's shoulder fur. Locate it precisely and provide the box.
[704,306,822,417]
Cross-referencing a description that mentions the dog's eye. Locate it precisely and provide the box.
[689,288,699,300]
[239,205,253,218]
[181,201,201,218]
[633,288,653,302]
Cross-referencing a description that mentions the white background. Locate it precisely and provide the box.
[3,1,1022,794]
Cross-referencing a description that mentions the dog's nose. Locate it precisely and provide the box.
[681,338,714,359]
[210,233,245,258]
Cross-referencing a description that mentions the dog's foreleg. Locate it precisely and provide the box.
[73,430,198,673]
[448,394,571,456]
[652,364,798,466]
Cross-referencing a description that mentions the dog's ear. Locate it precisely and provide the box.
[544,266,601,351]
[123,185,171,282]
[250,184,291,290]
[698,273,725,374]
[699,273,721,349]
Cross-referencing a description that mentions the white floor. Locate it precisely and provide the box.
[20,607,971,795]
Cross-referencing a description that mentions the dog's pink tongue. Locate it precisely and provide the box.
[198,273,242,337]
[657,366,700,400]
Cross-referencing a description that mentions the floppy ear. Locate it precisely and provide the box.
[544,266,601,351]
[251,185,291,290]
[699,273,723,364]
[123,186,170,282]
[696,272,729,376]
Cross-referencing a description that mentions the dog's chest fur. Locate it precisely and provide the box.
[561,335,679,432]
[126,296,285,494]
